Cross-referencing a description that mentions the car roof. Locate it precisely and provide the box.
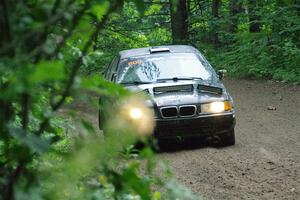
[118,45,199,59]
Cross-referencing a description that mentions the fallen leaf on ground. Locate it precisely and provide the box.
[267,106,277,111]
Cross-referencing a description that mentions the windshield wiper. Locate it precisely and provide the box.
[156,76,203,82]
[120,81,153,85]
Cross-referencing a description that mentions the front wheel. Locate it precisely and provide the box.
[219,129,235,146]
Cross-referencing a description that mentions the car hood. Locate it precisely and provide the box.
[124,80,229,107]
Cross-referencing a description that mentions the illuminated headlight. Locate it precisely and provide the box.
[129,107,143,120]
[200,101,232,113]
[116,95,155,136]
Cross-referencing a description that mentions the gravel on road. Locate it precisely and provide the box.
[160,78,300,200]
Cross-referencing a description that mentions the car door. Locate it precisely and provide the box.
[99,56,120,129]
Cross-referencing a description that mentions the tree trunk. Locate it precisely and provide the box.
[170,0,188,44]
[248,0,261,32]
[0,0,13,56]
[211,0,220,45]
[229,0,243,33]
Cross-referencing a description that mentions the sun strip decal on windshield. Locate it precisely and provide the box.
[128,60,142,66]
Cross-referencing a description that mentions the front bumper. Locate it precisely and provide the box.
[154,112,235,139]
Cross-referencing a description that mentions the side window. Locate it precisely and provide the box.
[105,56,119,81]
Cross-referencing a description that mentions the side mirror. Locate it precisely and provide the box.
[217,69,227,80]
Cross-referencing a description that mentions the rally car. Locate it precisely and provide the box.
[100,45,236,146]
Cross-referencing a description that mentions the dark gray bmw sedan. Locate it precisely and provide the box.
[100,45,236,146]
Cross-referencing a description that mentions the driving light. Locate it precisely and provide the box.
[129,108,143,120]
[117,95,155,136]
[201,101,232,113]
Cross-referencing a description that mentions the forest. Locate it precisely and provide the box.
[0,0,299,199]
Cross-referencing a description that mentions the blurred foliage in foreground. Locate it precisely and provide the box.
[0,0,201,199]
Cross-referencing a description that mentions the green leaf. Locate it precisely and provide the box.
[121,163,151,200]
[91,1,110,20]
[139,147,153,158]
[132,0,146,15]
[30,60,65,84]
[81,119,95,134]
[153,191,161,200]
[9,127,50,154]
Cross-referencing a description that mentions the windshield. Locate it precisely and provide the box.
[116,53,215,83]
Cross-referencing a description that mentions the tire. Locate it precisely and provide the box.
[219,129,235,146]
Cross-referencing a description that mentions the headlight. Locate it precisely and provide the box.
[200,101,232,113]
[129,107,143,120]
[118,96,155,136]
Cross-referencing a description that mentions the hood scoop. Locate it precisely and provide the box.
[197,84,223,95]
[153,84,193,94]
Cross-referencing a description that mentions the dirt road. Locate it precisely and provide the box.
[77,78,300,199]
[160,78,300,200]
